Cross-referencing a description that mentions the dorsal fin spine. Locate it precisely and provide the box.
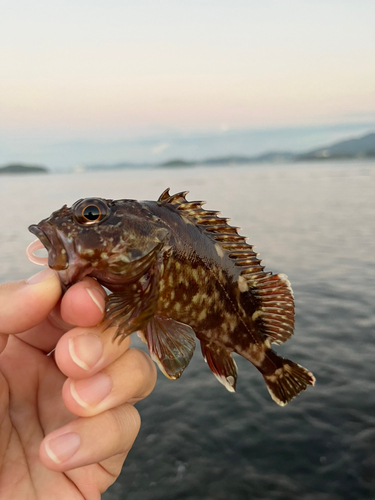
[177,201,207,210]
[158,188,171,202]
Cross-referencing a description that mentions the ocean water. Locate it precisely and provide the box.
[1,162,374,500]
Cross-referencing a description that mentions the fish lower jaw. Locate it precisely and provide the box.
[58,264,93,288]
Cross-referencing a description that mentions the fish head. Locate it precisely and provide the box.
[29,197,169,288]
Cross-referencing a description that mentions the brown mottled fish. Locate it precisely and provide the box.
[28,189,315,405]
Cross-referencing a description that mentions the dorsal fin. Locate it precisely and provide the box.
[157,189,257,264]
[157,189,295,345]
[158,188,190,206]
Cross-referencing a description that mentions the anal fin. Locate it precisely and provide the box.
[145,316,196,380]
[201,341,238,392]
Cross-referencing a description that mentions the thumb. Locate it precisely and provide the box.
[0,268,62,335]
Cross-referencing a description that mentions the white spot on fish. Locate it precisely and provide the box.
[192,294,199,304]
[245,343,266,366]
[198,309,207,322]
[238,276,248,292]
[214,374,235,392]
[252,310,262,321]
[266,367,284,382]
[182,216,195,226]
[277,274,294,296]
[215,244,224,258]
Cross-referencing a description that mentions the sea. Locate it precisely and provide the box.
[1,161,374,500]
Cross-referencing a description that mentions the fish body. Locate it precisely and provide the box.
[29,189,315,405]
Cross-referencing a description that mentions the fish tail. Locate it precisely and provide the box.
[261,350,315,406]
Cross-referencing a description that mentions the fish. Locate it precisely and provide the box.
[28,189,315,405]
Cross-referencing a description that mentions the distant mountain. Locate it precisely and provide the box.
[202,155,258,165]
[160,159,195,167]
[158,134,375,167]
[161,152,294,167]
[83,161,150,172]
[255,151,296,162]
[220,151,295,163]
[0,163,48,175]
[296,132,375,160]
[78,131,375,172]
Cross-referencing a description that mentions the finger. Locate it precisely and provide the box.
[60,277,106,327]
[55,325,131,378]
[0,334,7,355]
[15,277,107,352]
[0,269,61,335]
[40,403,140,472]
[62,348,157,417]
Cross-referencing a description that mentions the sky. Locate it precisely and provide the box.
[1,0,374,167]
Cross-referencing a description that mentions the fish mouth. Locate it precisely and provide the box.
[28,223,69,271]
[28,222,93,289]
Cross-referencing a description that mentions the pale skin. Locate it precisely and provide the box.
[0,268,157,500]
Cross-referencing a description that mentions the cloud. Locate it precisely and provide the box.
[151,143,170,155]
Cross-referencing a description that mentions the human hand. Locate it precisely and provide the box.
[0,269,156,500]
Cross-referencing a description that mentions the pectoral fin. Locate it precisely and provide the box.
[107,234,167,282]
[201,341,238,392]
[145,316,196,379]
[104,264,159,341]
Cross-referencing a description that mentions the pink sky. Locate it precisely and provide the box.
[1,0,374,144]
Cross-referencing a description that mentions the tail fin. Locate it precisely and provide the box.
[263,356,315,406]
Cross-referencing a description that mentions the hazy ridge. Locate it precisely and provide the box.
[1,131,374,174]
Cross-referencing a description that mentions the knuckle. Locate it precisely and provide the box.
[106,404,141,451]
[129,349,156,397]
[126,349,156,388]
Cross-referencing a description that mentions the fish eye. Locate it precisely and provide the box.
[73,198,109,225]
[82,205,101,221]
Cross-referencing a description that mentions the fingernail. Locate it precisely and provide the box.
[86,287,105,314]
[70,373,112,408]
[69,334,103,370]
[45,432,81,464]
[27,268,56,285]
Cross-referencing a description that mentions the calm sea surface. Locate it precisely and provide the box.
[1,162,374,500]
